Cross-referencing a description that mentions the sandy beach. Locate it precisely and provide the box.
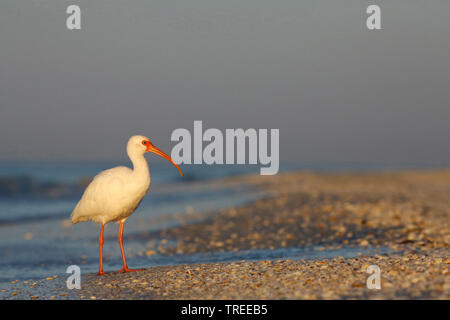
[3,170,449,299]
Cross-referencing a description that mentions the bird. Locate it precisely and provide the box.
[71,135,183,275]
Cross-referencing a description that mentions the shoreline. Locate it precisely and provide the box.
[2,170,449,299]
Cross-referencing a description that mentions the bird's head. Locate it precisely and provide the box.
[128,135,183,176]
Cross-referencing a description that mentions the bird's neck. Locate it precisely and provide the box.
[129,152,150,181]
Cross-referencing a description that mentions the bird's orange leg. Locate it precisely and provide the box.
[117,221,143,273]
[97,224,107,276]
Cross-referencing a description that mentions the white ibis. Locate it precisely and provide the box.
[71,135,183,275]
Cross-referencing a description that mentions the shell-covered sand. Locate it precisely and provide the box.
[4,170,450,299]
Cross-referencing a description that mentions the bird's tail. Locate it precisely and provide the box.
[70,211,80,224]
[71,214,80,224]
[71,213,89,224]
[70,204,88,224]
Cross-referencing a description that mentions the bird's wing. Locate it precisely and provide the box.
[71,166,132,222]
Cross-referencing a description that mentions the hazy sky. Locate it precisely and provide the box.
[0,1,449,166]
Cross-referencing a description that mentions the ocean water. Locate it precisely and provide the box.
[0,162,264,224]
[0,162,267,289]
[0,161,429,293]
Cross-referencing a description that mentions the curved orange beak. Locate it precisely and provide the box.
[146,142,183,177]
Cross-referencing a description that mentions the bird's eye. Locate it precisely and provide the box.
[142,140,147,146]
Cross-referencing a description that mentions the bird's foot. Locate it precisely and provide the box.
[117,267,144,273]
[97,271,107,276]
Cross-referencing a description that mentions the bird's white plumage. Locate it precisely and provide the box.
[71,136,151,225]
